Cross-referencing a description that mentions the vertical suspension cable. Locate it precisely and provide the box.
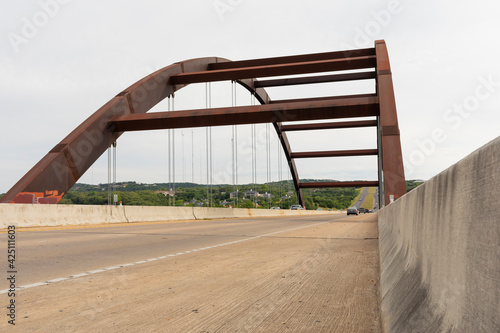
[205,82,210,207]
[266,123,270,209]
[231,127,235,207]
[113,141,117,205]
[209,83,213,207]
[210,125,213,207]
[278,137,282,208]
[251,93,256,207]
[172,94,176,206]
[288,161,292,208]
[107,146,111,205]
[231,82,235,207]
[191,130,194,183]
[235,123,238,208]
[167,96,171,206]
[251,123,255,207]
[234,83,239,208]
[182,131,185,182]
[205,126,209,207]
[231,81,236,208]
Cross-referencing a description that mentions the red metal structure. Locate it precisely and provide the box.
[1,40,406,207]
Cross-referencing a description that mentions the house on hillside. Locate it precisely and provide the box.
[155,189,175,197]
[244,190,260,198]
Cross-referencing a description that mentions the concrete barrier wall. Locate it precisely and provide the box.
[0,204,340,229]
[0,204,128,228]
[125,206,195,222]
[378,136,500,332]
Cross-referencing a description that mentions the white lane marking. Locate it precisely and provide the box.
[18,282,49,290]
[120,263,135,267]
[1,222,326,294]
[70,273,89,278]
[46,277,68,283]
[98,234,129,238]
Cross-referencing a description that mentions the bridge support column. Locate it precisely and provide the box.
[375,40,406,205]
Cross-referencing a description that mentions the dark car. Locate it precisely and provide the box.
[347,206,359,215]
[358,208,367,214]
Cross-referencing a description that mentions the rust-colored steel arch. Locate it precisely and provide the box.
[0,56,303,205]
[1,40,406,207]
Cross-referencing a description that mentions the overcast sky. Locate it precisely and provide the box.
[1,0,499,193]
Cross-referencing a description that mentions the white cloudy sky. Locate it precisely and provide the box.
[1,0,499,192]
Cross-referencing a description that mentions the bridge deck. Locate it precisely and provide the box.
[9,214,380,332]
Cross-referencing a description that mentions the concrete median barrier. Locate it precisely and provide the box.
[0,204,127,228]
[0,203,340,229]
[378,136,500,332]
[192,207,237,220]
[124,206,195,222]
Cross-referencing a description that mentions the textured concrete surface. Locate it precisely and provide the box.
[378,136,500,332]
[1,214,380,332]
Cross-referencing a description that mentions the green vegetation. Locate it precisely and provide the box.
[349,188,363,207]
[301,187,359,210]
[58,180,360,210]
[406,180,424,192]
[361,187,376,210]
[1,180,424,206]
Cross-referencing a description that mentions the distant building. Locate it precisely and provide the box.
[261,192,274,199]
[244,190,260,198]
[155,189,175,197]
[229,191,239,199]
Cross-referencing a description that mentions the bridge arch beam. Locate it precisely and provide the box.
[1,40,406,207]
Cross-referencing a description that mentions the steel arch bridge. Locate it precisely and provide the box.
[1,40,406,207]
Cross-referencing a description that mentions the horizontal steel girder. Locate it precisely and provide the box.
[299,181,379,188]
[254,71,376,88]
[170,56,376,85]
[109,96,379,132]
[281,120,378,132]
[269,93,376,105]
[291,149,378,159]
[208,48,375,70]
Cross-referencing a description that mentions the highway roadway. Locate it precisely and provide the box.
[2,214,381,332]
[353,187,369,209]
[10,216,347,287]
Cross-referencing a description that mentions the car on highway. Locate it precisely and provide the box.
[358,208,367,214]
[270,206,280,210]
[290,205,304,210]
[347,206,359,215]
